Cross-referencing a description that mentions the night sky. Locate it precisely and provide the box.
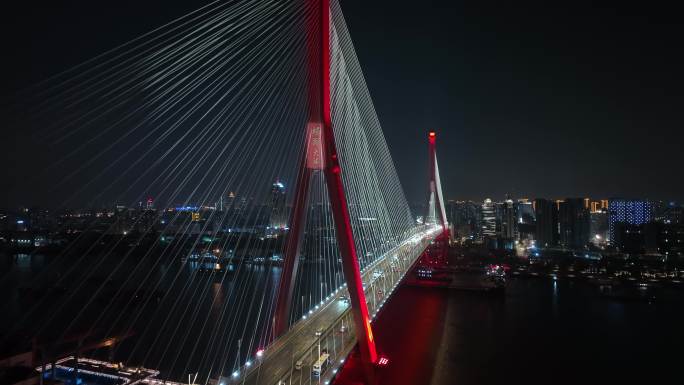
[1,0,683,207]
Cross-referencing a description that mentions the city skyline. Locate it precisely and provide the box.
[1,2,683,384]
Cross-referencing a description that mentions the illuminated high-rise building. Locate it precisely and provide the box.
[590,209,609,246]
[269,180,287,229]
[588,199,608,214]
[501,199,517,239]
[481,198,496,238]
[517,200,535,225]
[446,200,481,240]
[590,201,600,213]
[608,199,654,243]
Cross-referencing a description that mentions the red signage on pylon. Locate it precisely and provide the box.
[306,122,324,170]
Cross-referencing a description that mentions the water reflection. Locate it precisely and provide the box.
[211,282,224,314]
[0,251,334,379]
[11,253,46,272]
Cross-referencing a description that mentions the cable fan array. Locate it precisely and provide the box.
[3,0,417,382]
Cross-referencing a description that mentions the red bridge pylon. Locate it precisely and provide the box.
[273,0,378,370]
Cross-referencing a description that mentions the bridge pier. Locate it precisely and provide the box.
[273,139,313,337]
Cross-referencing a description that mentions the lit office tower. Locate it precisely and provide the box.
[269,180,287,229]
[218,191,237,212]
[446,200,481,239]
[655,202,683,225]
[590,209,609,245]
[608,199,654,243]
[535,198,558,248]
[481,198,497,238]
[517,200,535,225]
[501,199,517,239]
[558,198,591,249]
[226,191,236,211]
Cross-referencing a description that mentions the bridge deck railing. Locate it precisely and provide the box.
[230,225,441,385]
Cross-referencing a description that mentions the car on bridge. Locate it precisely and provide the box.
[312,353,330,376]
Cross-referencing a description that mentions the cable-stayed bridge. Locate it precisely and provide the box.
[8,1,448,384]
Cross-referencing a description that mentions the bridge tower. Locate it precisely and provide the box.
[274,0,378,368]
[427,131,448,235]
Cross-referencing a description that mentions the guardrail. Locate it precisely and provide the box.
[230,225,441,385]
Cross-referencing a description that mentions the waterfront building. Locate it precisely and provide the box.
[590,209,609,246]
[608,199,654,244]
[446,200,481,240]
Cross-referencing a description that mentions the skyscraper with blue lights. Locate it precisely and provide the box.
[608,199,654,244]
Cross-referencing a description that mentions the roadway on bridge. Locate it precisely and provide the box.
[234,228,440,385]
[235,254,398,385]
[239,296,352,385]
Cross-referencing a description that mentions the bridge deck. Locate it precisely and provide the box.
[228,226,441,385]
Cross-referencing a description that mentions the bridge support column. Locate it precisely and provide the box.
[273,125,318,336]
[318,0,377,368]
[323,135,378,366]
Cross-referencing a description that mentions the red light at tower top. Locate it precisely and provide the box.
[428,131,436,143]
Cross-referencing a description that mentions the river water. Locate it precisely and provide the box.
[0,251,338,381]
[4,251,684,384]
[364,276,684,385]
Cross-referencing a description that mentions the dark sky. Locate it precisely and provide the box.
[1,0,683,206]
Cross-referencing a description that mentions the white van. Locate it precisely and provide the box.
[312,353,329,376]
